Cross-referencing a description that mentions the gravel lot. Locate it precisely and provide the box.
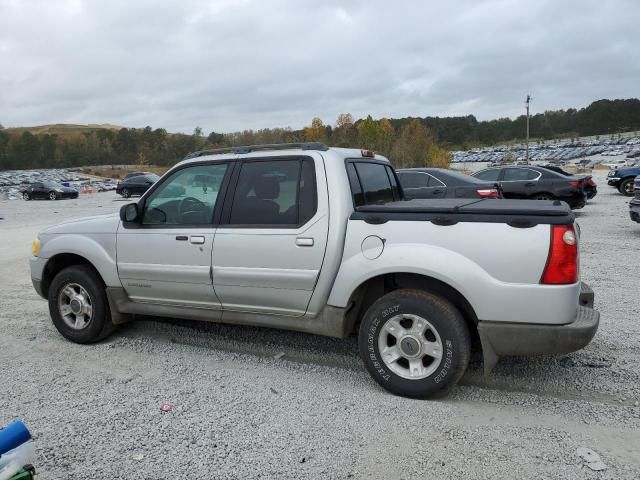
[1,171,639,479]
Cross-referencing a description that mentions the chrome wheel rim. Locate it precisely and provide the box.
[378,314,443,380]
[58,283,93,330]
[49,192,57,200]
[537,194,551,200]
[23,193,29,200]
[624,182,633,194]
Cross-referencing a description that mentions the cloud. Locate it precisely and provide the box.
[1,0,638,133]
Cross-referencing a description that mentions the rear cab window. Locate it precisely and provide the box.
[347,160,401,206]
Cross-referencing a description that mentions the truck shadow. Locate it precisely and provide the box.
[112,316,628,405]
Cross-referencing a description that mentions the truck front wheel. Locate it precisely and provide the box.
[48,265,115,343]
[358,289,470,398]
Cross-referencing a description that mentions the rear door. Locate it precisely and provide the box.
[212,155,329,316]
[116,162,232,310]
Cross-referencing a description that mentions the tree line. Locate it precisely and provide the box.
[1,98,638,171]
[0,116,451,171]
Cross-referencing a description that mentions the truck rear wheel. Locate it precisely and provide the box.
[48,265,115,343]
[358,289,470,398]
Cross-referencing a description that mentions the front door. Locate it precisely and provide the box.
[116,162,231,310]
[398,172,446,199]
[500,167,541,198]
[212,156,329,316]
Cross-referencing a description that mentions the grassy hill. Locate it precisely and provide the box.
[5,123,123,136]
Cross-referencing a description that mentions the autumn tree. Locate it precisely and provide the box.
[354,116,395,155]
[304,117,328,143]
[333,113,357,147]
[391,119,434,168]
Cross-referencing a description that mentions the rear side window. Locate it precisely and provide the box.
[348,162,397,206]
[229,158,317,226]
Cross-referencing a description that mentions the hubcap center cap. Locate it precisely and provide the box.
[70,298,83,314]
[399,336,421,358]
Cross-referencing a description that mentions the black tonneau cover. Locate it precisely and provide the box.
[351,198,574,227]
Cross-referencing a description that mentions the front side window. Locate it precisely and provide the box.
[503,168,540,181]
[473,169,501,181]
[398,172,427,189]
[142,164,228,225]
[229,158,317,226]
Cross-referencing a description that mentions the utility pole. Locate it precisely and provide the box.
[525,94,532,164]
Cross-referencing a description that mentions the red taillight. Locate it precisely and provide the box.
[540,224,578,285]
[587,178,596,186]
[477,188,499,198]
[569,180,583,189]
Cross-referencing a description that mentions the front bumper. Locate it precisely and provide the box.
[477,282,599,374]
[607,178,620,186]
[32,278,45,298]
[30,256,48,299]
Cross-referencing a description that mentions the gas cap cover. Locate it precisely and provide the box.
[361,235,385,259]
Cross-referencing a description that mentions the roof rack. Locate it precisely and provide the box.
[184,142,330,159]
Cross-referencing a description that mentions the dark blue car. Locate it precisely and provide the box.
[607,165,640,196]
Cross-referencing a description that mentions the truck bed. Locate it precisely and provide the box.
[351,198,574,227]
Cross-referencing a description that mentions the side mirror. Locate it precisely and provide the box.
[120,203,140,223]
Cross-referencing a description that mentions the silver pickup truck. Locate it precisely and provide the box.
[30,143,599,398]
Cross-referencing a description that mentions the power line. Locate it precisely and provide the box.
[525,94,532,164]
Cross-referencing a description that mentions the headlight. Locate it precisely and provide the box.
[31,238,40,257]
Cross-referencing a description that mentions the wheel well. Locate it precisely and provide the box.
[41,253,102,297]
[346,273,481,350]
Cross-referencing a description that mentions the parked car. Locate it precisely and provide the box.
[471,166,587,209]
[540,165,597,200]
[116,173,159,198]
[629,176,640,223]
[21,181,79,201]
[607,166,640,196]
[123,171,154,180]
[397,168,502,199]
[602,159,632,169]
[30,143,599,399]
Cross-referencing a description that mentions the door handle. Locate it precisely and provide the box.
[296,237,314,247]
[176,235,188,241]
[525,182,535,187]
[433,189,443,194]
[190,235,205,245]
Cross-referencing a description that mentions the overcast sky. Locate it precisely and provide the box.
[1,0,638,134]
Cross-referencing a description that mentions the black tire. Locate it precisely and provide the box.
[358,289,471,398]
[48,265,115,343]
[533,192,554,200]
[121,188,131,198]
[22,192,30,201]
[619,178,634,197]
[48,191,58,200]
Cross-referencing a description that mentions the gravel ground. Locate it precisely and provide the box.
[1,172,639,479]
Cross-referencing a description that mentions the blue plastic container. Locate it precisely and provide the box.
[0,421,31,456]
